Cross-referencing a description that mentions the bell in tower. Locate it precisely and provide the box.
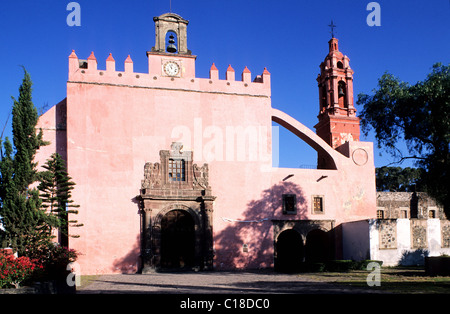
[338,83,345,98]
[166,33,177,53]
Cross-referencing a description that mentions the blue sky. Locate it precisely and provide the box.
[0,0,449,168]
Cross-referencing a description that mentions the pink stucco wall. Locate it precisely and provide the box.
[35,50,376,274]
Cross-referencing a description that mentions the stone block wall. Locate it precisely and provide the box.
[342,192,450,266]
[377,192,446,220]
[369,218,450,266]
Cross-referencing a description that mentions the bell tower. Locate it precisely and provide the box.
[314,34,360,151]
[151,13,191,55]
[147,13,196,78]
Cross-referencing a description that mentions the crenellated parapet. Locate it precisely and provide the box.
[68,50,271,98]
[69,50,135,77]
[209,63,270,86]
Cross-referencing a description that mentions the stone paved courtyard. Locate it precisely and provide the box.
[77,270,383,294]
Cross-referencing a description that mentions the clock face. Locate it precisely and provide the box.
[164,61,180,76]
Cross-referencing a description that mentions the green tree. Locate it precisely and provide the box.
[0,69,51,255]
[38,153,82,247]
[358,63,450,217]
[0,137,14,238]
[375,166,424,192]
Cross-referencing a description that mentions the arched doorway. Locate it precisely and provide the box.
[305,229,331,262]
[275,229,304,273]
[160,210,195,269]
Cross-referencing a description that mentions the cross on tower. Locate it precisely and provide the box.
[328,20,337,38]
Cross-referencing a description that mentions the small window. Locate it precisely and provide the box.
[377,210,384,219]
[337,61,344,69]
[429,210,436,219]
[313,196,324,214]
[400,210,408,218]
[168,158,185,181]
[282,194,297,215]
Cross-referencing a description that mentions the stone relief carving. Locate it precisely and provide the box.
[141,142,210,192]
[193,163,209,189]
[170,142,183,156]
[141,162,162,189]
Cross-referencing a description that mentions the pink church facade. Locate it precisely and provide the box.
[36,13,376,275]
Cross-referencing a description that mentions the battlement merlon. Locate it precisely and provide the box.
[67,50,271,97]
[210,63,270,86]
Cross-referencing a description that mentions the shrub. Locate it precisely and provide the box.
[297,260,384,273]
[325,260,358,272]
[356,260,383,270]
[31,244,79,280]
[0,252,42,288]
[302,262,326,272]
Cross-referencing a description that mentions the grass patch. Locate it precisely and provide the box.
[300,266,450,294]
[77,275,99,290]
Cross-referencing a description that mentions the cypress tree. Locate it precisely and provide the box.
[0,68,50,255]
[0,137,15,246]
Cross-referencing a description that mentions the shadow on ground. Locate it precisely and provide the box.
[77,270,386,294]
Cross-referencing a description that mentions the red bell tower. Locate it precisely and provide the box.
[314,36,360,152]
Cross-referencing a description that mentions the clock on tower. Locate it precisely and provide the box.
[146,13,197,79]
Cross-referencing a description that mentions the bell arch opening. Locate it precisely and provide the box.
[165,31,178,53]
[338,80,347,109]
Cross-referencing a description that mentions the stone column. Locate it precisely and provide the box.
[141,202,154,273]
[203,200,215,270]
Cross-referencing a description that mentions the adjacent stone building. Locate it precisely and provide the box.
[343,192,450,266]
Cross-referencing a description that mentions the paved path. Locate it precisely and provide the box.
[77,270,383,294]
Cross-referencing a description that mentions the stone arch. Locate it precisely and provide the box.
[305,228,333,262]
[160,210,195,268]
[152,203,205,270]
[153,203,201,227]
[272,220,336,270]
[271,108,341,170]
[275,228,304,272]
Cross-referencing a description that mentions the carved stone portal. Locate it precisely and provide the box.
[139,142,215,272]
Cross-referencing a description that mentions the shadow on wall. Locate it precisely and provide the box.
[398,249,429,266]
[214,181,307,270]
[111,196,143,274]
[112,234,141,274]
